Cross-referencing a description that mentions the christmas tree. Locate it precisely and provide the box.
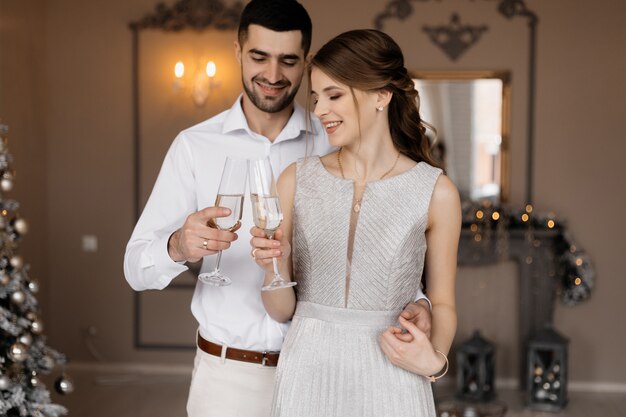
[0,121,71,416]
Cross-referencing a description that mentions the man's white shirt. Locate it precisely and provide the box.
[124,96,331,351]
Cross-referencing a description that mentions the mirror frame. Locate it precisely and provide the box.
[411,70,511,203]
[129,0,242,350]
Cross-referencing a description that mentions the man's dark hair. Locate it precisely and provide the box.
[238,0,312,55]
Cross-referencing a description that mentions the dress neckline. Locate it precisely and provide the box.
[312,155,425,185]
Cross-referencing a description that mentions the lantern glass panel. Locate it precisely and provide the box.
[526,326,568,411]
[456,331,496,402]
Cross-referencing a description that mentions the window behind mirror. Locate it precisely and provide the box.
[413,71,510,202]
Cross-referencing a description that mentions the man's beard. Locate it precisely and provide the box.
[243,76,300,114]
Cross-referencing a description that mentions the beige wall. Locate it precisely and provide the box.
[2,0,624,385]
[43,0,193,365]
[534,0,626,384]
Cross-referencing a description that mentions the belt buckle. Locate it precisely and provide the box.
[260,350,279,367]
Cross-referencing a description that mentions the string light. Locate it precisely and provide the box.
[460,199,594,306]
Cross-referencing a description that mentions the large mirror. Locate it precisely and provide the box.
[412,71,510,202]
[130,2,243,349]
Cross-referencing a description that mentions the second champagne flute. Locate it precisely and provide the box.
[248,157,297,291]
[197,156,247,286]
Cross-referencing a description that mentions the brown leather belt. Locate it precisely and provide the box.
[197,333,280,367]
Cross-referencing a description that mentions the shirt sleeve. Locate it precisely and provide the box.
[414,286,432,310]
[123,134,197,291]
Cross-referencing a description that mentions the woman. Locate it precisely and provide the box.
[251,29,461,416]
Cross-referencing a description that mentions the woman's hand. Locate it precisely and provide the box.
[249,226,291,273]
[379,316,446,378]
[250,225,296,322]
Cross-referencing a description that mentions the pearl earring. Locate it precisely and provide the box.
[376,106,384,112]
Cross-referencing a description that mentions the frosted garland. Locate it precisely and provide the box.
[461,200,594,306]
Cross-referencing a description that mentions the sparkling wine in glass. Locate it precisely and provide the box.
[248,158,296,291]
[197,157,247,286]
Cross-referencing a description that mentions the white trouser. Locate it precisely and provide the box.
[186,347,276,417]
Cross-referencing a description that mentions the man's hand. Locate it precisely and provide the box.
[397,299,432,340]
[167,207,239,263]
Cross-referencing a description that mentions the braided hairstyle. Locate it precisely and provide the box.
[308,29,439,167]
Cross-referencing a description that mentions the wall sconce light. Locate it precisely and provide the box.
[172,59,220,107]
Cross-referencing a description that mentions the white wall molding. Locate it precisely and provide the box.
[67,362,626,393]
[494,378,626,393]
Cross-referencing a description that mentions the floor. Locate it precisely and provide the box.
[45,368,626,417]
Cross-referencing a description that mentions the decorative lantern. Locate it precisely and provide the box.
[526,325,568,411]
[456,330,496,402]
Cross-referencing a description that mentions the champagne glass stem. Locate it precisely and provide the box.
[271,257,281,278]
[261,229,295,291]
[213,250,223,273]
[267,233,281,279]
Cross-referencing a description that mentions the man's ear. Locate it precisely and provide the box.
[305,52,313,66]
[234,40,242,64]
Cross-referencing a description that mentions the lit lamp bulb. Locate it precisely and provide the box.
[206,60,216,78]
[173,61,185,91]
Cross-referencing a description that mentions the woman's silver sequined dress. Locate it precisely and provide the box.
[271,157,442,417]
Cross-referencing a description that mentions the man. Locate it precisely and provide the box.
[124,1,431,416]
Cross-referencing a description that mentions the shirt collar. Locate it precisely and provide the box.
[222,94,316,144]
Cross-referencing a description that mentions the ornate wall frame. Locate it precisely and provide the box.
[129,0,242,350]
[422,13,489,61]
[375,0,538,204]
[376,1,570,389]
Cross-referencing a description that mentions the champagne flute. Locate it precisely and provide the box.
[198,157,247,286]
[248,157,296,291]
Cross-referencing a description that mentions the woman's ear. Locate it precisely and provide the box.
[376,89,393,109]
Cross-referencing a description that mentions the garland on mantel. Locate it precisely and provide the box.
[461,200,594,307]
